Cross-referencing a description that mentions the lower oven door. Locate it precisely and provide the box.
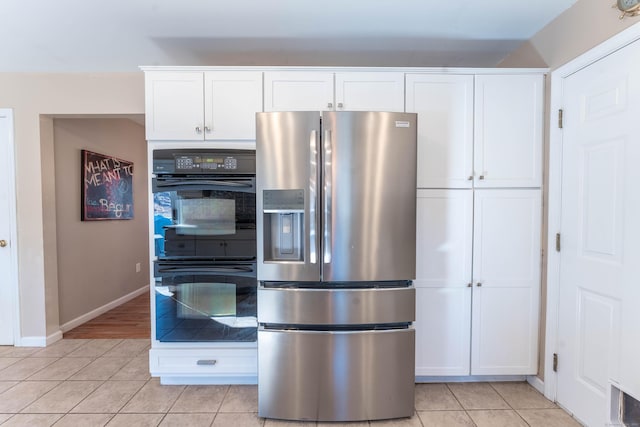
[154,262,257,342]
[258,327,415,421]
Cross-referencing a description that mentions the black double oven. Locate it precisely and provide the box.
[152,149,257,343]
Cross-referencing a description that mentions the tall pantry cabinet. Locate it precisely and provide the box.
[407,73,544,376]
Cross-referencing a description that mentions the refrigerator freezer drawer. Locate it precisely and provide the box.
[258,285,415,325]
[258,327,415,421]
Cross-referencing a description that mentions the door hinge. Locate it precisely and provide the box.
[558,109,564,128]
[553,353,558,372]
[555,233,561,252]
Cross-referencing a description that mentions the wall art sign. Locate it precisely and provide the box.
[81,149,134,220]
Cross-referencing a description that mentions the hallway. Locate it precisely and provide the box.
[63,294,150,340]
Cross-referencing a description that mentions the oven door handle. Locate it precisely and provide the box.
[157,266,254,274]
[155,179,254,188]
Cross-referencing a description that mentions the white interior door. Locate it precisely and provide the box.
[0,109,17,345]
[557,39,640,427]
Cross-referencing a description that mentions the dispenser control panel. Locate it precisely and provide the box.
[263,189,305,211]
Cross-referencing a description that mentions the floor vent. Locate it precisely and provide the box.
[611,385,640,427]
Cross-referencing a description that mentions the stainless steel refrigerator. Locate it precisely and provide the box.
[256,111,417,422]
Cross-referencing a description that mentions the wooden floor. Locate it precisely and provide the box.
[63,293,151,339]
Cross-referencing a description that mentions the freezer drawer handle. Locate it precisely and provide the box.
[323,129,332,264]
[196,360,217,366]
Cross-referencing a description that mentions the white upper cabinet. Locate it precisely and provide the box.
[471,189,541,375]
[145,71,263,141]
[264,72,334,111]
[204,71,263,140]
[264,71,404,112]
[145,71,205,141]
[474,75,543,188]
[335,72,405,112]
[406,74,474,189]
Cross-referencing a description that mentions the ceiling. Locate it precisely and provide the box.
[2,0,578,72]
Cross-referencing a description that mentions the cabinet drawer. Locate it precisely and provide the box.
[149,348,257,376]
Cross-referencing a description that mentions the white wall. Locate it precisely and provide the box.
[0,73,144,342]
[500,0,639,68]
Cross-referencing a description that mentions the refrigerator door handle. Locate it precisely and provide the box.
[309,129,318,264]
[323,129,332,264]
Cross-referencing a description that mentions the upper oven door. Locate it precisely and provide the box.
[153,176,256,260]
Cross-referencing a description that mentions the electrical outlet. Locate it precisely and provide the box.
[135,262,141,273]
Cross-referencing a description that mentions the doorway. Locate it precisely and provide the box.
[49,117,150,340]
[0,109,19,345]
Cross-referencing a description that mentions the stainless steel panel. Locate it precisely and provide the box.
[256,112,321,282]
[322,111,417,281]
[258,328,415,421]
[258,285,415,325]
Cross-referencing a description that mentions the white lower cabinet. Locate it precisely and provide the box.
[415,189,541,377]
[149,346,257,384]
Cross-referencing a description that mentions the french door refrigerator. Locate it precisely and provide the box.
[256,111,417,422]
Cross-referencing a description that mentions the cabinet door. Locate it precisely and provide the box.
[471,189,541,375]
[406,74,474,188]
[474,75,543,188]
[415,190,472,376]
[335,72,405,112]
[204,71,263,140]
[145,71,204,141]
[263,72,334,111]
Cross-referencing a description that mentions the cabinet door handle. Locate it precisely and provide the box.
[476,282,483,287]
[195,126,202,133]
[204,126,211,132]
[467,175,473,181]
[197,360,217,366]
[337,102,344,109]
[467,283,472,287]
[327,102,333,109]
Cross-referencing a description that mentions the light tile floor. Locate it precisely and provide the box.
[0,339,583,427]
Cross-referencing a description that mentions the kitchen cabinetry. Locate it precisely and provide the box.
[474,74,543,188]
[406,74,474,189]
[407,73,542,188]
[415,189,473,376]
[148,347,257,384]
[145,71,262,141]
[264,71,404,112]
[415,188,541,376]
[141,67,547,383]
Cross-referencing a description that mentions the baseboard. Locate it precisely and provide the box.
[60,285,149,333]
[527,375,545,394]
[46,330,63,345]
[416,375,527,383]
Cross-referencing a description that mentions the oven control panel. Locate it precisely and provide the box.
[175,155,238,171]
[153,149,256,175]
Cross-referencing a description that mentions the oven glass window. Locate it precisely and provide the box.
[176,198,235,235]
[153,190,256,259]
[155,274,257,342]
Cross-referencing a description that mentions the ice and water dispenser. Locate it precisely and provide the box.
[262,189,305,262]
